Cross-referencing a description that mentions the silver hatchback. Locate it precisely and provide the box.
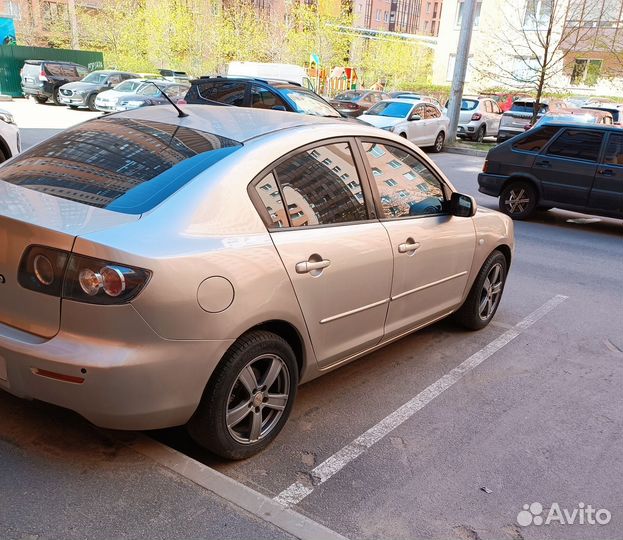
[0,106,514,459]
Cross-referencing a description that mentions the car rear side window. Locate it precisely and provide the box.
[512,126,561,152]
[253,172,288,228]
[546,129,604,162]
[272,142,368,227]
[604,134,623,166]
[44,63,80,78]
[362,142,445,218]
[0,116,241,214]
[186,81,247,106]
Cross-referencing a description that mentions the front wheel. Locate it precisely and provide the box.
[34,96,48,104]
[187,330,298,460]
[431,132,445,153]
[87,94,98,111]
[453,250,508,330]
[51,87,62,105]
[499,180,537,220]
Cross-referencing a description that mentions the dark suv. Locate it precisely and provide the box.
[478,124,623,220]
[183,76,342,118]
[21,60,88,105]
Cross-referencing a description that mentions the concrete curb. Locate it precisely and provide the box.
[0,94,13,102]
[444,146,489,158]
[127,435,349,540]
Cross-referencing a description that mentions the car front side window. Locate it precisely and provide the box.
[361,142,446,218]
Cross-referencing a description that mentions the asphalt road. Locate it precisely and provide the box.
[1,100,622,539]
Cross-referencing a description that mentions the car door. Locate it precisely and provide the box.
[253,140,393,367]
[358,140,476,338]
[407,104,427,145]
[424,104,442,145]
[250,84,289,111]
[537,128,603,207]
[589,132,623,216]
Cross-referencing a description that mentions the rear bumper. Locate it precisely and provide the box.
[497,128,523,141]
[478,173,507,197]
[0,304,233,430]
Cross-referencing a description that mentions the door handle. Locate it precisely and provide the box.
[535,160,551,168]
[398,240,421,253]
[295,259,331,274]
[598,169,614,176]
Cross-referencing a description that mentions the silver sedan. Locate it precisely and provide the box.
[0,106,514,459]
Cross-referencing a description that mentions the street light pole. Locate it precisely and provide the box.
[446,0,478,144]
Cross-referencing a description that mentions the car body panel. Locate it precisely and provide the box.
[0,110,19,158]
[0,105,514,431]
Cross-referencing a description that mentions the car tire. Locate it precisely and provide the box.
[496,135,505,144]
[51,87,62,106]
[499,180,537,220]
[187,330,298,460]
[68,105,79,110]
[473,125,485,142]
[34,96,48,104]
[0,147,6,164]
[87,94,98,111]
[431,131,445,153]
[453,250,507,331]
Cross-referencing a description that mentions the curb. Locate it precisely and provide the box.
[0,94,13,102]
[443,146,488,158]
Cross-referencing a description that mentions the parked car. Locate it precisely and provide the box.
[184,76,342,117]
[497,98,569,143]
[360,99,448,152]
[20,60,88,105]
[158,69,191,83]
[582,104,622,126]
[478,124,623,220]
[0,105,513,459]
[444,96,502,142]
[529,109,614,129]
[479,92,530,112]
[0,108,20,162]
[95,79,189,112]
[59,70,140,110]
[329,90,391,117]
[388,92,442,108]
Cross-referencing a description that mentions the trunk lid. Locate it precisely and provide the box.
[0,182,138,337]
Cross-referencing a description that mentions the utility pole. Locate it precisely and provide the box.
[446,0,477,144]
[67,0,80,50]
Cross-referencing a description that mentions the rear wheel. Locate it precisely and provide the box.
[51,87,62,105]
[431,131,445,153]
[0,147,6,164]
[187,330,298,460]
[454,250,507,330]
[499,180,537,220]
[473,125,485,142]
[34,96,48,104]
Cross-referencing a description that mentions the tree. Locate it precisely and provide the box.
[475,0,610,122]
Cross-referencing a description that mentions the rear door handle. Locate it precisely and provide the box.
[535,160,551,168]
[295,259,331,274]
[598,169,614,176]
[398,240,421,253]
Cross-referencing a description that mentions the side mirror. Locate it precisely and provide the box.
[409,114,421,121]
[450,192,476,217]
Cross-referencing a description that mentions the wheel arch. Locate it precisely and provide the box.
[0,135,11,161]
[495,243,512,269]
[501,173,542,199]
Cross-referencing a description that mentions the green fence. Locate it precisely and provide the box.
[0,45,104,97]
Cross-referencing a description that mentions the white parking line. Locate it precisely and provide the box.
[274,295,568,508]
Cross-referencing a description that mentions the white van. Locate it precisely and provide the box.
[226,62,315,91]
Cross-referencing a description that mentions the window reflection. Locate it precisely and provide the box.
[275,142,368,227]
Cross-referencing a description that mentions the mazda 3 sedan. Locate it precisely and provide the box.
[0,106,514,459]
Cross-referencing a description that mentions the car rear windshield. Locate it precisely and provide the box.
[460,99,478,110]
[511,101,548,113]
[335,91,363,100]
[0,117,241,214]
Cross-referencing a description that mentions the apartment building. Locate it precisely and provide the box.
[352,0,443,35]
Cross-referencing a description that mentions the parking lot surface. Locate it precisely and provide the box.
[1,100,622,540]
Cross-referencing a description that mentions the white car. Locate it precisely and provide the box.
[95,79,148,112]
[0,109,20,163]
[360,99,449,152]
[445,97,502,142]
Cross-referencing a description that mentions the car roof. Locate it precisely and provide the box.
[25,59,84,66]
[192,75,302,88]
[531,122,621,132]
[116,104,369,142]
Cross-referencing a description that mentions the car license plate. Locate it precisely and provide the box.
[0,354,7,381]
[24,77,34,84]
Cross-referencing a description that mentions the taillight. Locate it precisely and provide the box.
[471,113,482,121]
[39,69,48,82]
[482,160,489,173]
[18,246,151,304]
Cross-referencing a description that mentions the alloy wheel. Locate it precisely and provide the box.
[226,353,290,445]
[504,188,531,214]
[478,262,504,320]
[434,133,444,152]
